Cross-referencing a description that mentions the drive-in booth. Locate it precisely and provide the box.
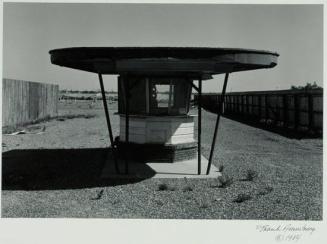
[49,47,278,175]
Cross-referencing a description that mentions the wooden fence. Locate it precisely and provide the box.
[196,89,323,133]
[2,79,59,128]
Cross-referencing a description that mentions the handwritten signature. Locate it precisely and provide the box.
[256,224,316,242]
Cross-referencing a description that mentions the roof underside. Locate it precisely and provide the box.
[49,47,279,79]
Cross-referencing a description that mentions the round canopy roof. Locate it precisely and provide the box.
[49,47,279,79]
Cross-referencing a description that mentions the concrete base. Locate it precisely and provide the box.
[101,155,221,179]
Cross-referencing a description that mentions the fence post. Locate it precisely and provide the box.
[294,94,299,131]
[308,94,314,131]
[258,95,262,120]
[241,95,244,115]
[283,94,288,128]
[276,95,281,126]
[246,95,249,116]
[265,94,269,124]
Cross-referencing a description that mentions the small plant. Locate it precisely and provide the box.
[198,200,210,209]
[185,195,192,200]
[218,165,224,172]
[182,186,193,192]
[241,169,258,181]
[182,177,193,192]
[210,175,233,188]
[112,199,120,205]
[157,183,176,191]
[199,203,209,209]
[90,189,104,200]
[169,186,176,191]
[155,199,164,206]
[257,186,273,196]
[233,193,252,203]
[157,183,169,191]
[218,175,234,188]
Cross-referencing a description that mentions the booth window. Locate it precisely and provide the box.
[118,76,147,114]
[118,76,192,116]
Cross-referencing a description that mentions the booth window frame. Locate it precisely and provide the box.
[118,76,192,116]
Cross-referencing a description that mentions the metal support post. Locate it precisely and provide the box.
[206,73,229,175]
[124,78,130,174]
[98,73,120,174]
[198,78,202,175]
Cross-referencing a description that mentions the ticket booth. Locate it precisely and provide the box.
[49,47,278,175]
[116,76,196,162]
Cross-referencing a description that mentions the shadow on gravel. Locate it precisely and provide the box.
[2,148,153,191]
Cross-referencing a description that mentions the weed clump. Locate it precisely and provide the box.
[218,165,224,172]
[241,169,258,181]
[157,183,176,191]
[199,203,209,209]
[257,186,273,196]
[198,200,210,209]
[218,175,233,188]
[157,183,168,191]
[210,175,233,188]
[90,189,104,200]
[155,199,164,206]
[182,186,193,192]
[233,193,252,203]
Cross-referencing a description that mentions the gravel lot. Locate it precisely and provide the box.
[1,100,323,219]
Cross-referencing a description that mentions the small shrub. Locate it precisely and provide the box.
[182,186,193,192]
[233,193,252,203]
[241,169,258,181]
[210,175,233,188]
[218,175,234,188]
[218,165,224,172]
[90,189,104,200]
[155,200,164,206]
[169,186,176,191]
[275,199,281,204]
[157,183,169,191]
[199,201,210,209]
[257,186,273,196]
[200,203,209,209]
[157,183,176,191]
[185,195,192,200]
[265,186,273,193]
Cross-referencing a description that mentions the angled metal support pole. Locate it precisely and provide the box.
[198,78,202,175]
[186,79,200,92]
[124,78,130,174]
[206,73,230,175]
[98,73,120,174]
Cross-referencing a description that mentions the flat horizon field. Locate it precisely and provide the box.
[1,100,323,219]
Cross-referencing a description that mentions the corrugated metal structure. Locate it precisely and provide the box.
[2,79,59,128]
[197,89,323,133]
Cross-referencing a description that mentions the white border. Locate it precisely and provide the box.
[0,1,326,244]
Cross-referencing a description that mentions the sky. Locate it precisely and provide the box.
[2,3,323,92]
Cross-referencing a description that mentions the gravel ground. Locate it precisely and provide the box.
[1,100,323,219]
